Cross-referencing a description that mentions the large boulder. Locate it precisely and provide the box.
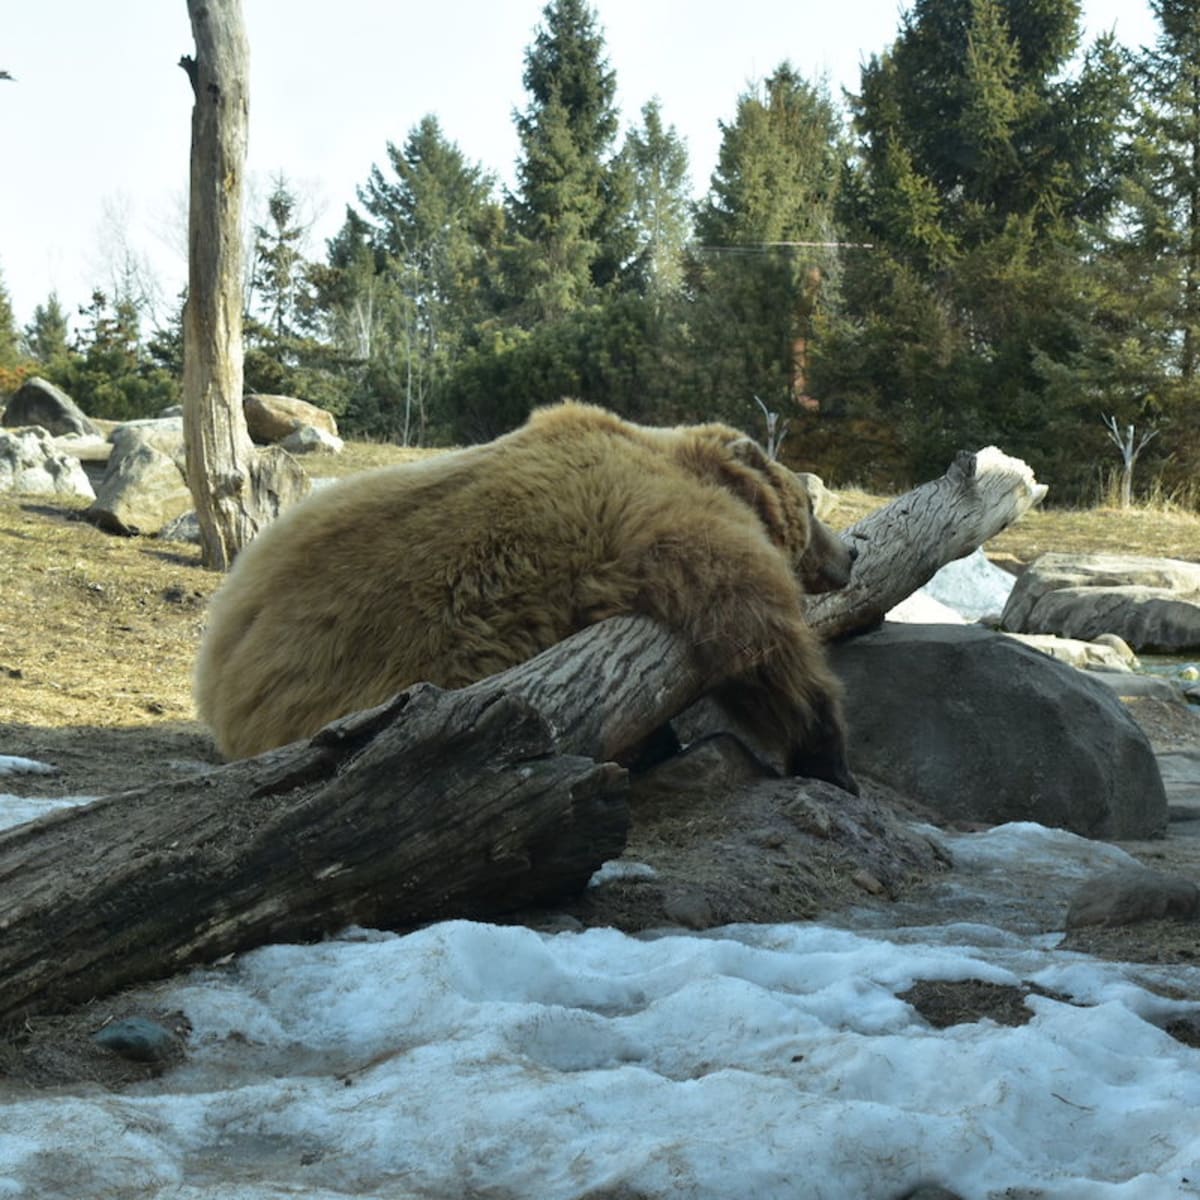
[828,623,1168,840]
[921,547,1016,621]
[244,394,338,444]
[1001,552,1200,652]
[279,424,343,456]
[108,417,186,470]
[87,423,191,536]
[0,427,95,499]
[3,377,101,438]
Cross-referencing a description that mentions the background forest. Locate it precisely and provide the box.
[3,0,1200,504]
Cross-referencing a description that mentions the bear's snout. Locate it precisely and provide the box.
[800,524,857,594]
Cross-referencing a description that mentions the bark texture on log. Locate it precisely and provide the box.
[181,0,307,569]
[0,616,716,1025]
[0,688,627,1026]
[806,446,1046,641]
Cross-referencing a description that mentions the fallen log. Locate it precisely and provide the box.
[0,616,712,1025]
[806,446,1046,640]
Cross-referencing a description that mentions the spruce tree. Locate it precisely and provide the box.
[0,268,21,376]
[624,99,691,301]
[508,0,634,319]
[823,0,1127,492]
[352,115,504,441]
[23,292,71,370]
[1128,0,1200,385]
[689,64,846,428]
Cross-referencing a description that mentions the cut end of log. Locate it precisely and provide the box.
[957,446,1048,508]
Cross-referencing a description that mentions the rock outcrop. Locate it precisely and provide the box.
[1001,552,1200,652]
[2,377,101,438]
[828,623,1168,840]
[244,393,338,444]
[0,427,95,499]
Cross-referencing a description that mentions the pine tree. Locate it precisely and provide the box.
[508,0,634,319]
[58,290,178,420]
[23,292,71,369]
[250,175,307,345]
[822,0,1128,492]
[21,290,71,374]
[1128,0,1200,385]
[624,99,691,301]
[352,116,503,441]
[0,268,21,375]
[688,64,846,427]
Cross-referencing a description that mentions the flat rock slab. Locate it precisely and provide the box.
[1157,749,1200,811]
[1002,552,1200,652]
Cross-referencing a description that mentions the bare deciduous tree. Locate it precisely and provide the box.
[180,0,306,569]
[1102,414,1158,510]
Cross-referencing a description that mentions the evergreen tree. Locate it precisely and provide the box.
[351,116,504,441]
[56,290,178,420]
[688,64,846,428]
[624,99,692,301]
[23,292,71,370]
[1126,1,1200,386]
[249,175,307,345]
[0,268,21,377]
[508,0,634,319]
[821,0,1127,493]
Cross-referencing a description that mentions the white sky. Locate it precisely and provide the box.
[1,1,1160,328]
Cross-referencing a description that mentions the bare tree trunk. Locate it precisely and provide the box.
[180,0,306,569]
[806,446,1047,641]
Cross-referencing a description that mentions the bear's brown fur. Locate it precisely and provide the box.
[194,402,858,790]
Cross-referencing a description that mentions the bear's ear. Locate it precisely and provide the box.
[727,436,773,475]
[704,435,791,548]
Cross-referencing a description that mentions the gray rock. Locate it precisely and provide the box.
[921,547,1016,622]
[158,510,201,544]
[279,424,344,455]
[1066,866,1199,929]
[50,432,112,464]
[109,416,185,468]
[93,1016,179,1063]
[0,427,96,498]
[87,434,192,536]
[2,376,100,437]
[829,623,1168,840]
[1156,750,1200,810]
[244,393,338,443]
[1002,632,1134,673]
[1001,552,1200,652]
[1085,671,1188,703]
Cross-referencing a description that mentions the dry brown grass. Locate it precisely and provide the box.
[832,487,1200,565]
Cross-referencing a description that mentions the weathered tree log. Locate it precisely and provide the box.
[806,446,1046,641]
[0,616,712,1025]
[181,0,307,569]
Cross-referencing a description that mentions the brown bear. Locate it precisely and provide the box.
[194,401,858,791]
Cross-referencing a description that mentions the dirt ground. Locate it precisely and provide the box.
[2,489,1200,1092]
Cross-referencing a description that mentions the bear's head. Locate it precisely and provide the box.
[685,430,856,594]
